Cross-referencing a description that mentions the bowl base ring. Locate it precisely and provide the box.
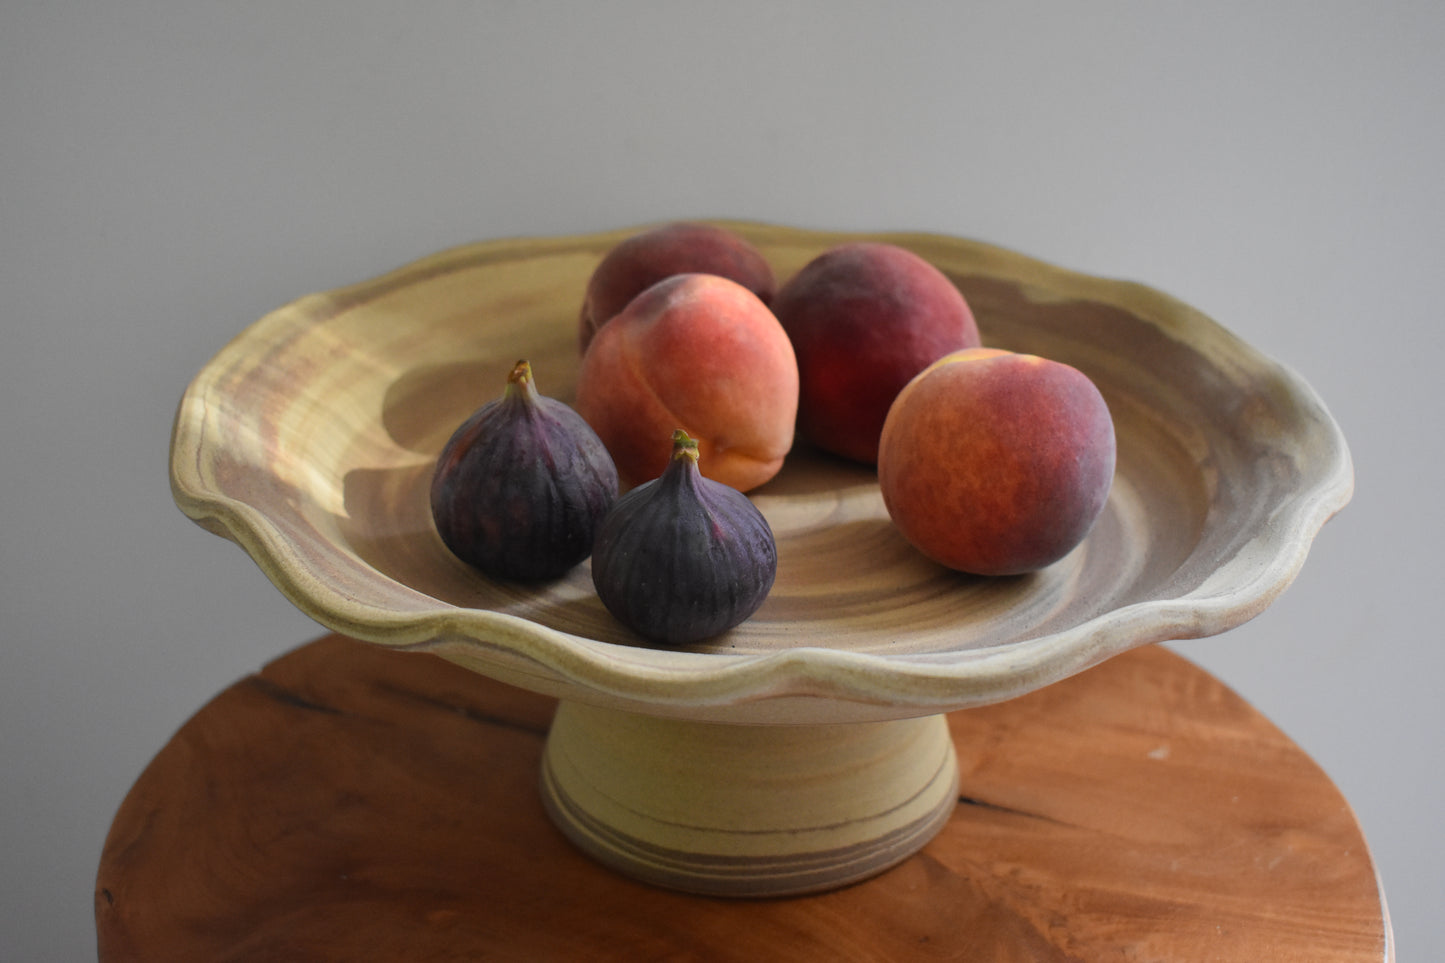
[540,700,960,898]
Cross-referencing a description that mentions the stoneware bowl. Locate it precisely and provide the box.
[170,222,1353,897]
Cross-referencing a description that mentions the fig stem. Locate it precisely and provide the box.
[504,359,540,404]
[670,429,700,465]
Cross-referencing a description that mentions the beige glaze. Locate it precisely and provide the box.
[541,703,958,897]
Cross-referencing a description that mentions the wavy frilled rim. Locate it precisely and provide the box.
[170,222,1353,723]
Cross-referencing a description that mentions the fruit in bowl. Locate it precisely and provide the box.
[878,347,1116,576]
[578,221,777,353]
[430,360,618,581]
[574,272,799,493]
[771,242,981,465]
[590,430,778,645]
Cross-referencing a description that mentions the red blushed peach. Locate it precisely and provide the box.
[574,273,799,493]
[579,222,777,353]
[878,348,1116,576]
[771,242,981,465]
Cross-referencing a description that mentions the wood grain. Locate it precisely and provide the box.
[96,634,1390,961]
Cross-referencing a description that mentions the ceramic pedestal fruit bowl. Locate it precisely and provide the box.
[170,221,1352,897]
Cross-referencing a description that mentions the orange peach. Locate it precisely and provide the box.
[878,348,1115,575]
[579,222,777,353]
[771,242,980,464]
[574,273,798,492]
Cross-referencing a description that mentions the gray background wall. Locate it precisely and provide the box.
[4,3,1439,958]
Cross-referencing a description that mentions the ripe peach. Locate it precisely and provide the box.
[771,242,981,465]
[574,273,799,493]
[579,222,777,352]
[878,348,1115,576]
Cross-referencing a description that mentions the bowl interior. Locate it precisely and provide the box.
[171,223,1352,718]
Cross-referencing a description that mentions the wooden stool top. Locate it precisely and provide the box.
[96,634,1391,961]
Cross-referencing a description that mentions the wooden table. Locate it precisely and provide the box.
[95,634,1392,961]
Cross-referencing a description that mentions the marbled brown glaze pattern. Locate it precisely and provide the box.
[170,222,1353,725]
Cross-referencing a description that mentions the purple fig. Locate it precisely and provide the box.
[591,430,777,645]
[430,360,618,581]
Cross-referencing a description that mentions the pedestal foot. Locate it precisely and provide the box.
[540,701,959,897]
